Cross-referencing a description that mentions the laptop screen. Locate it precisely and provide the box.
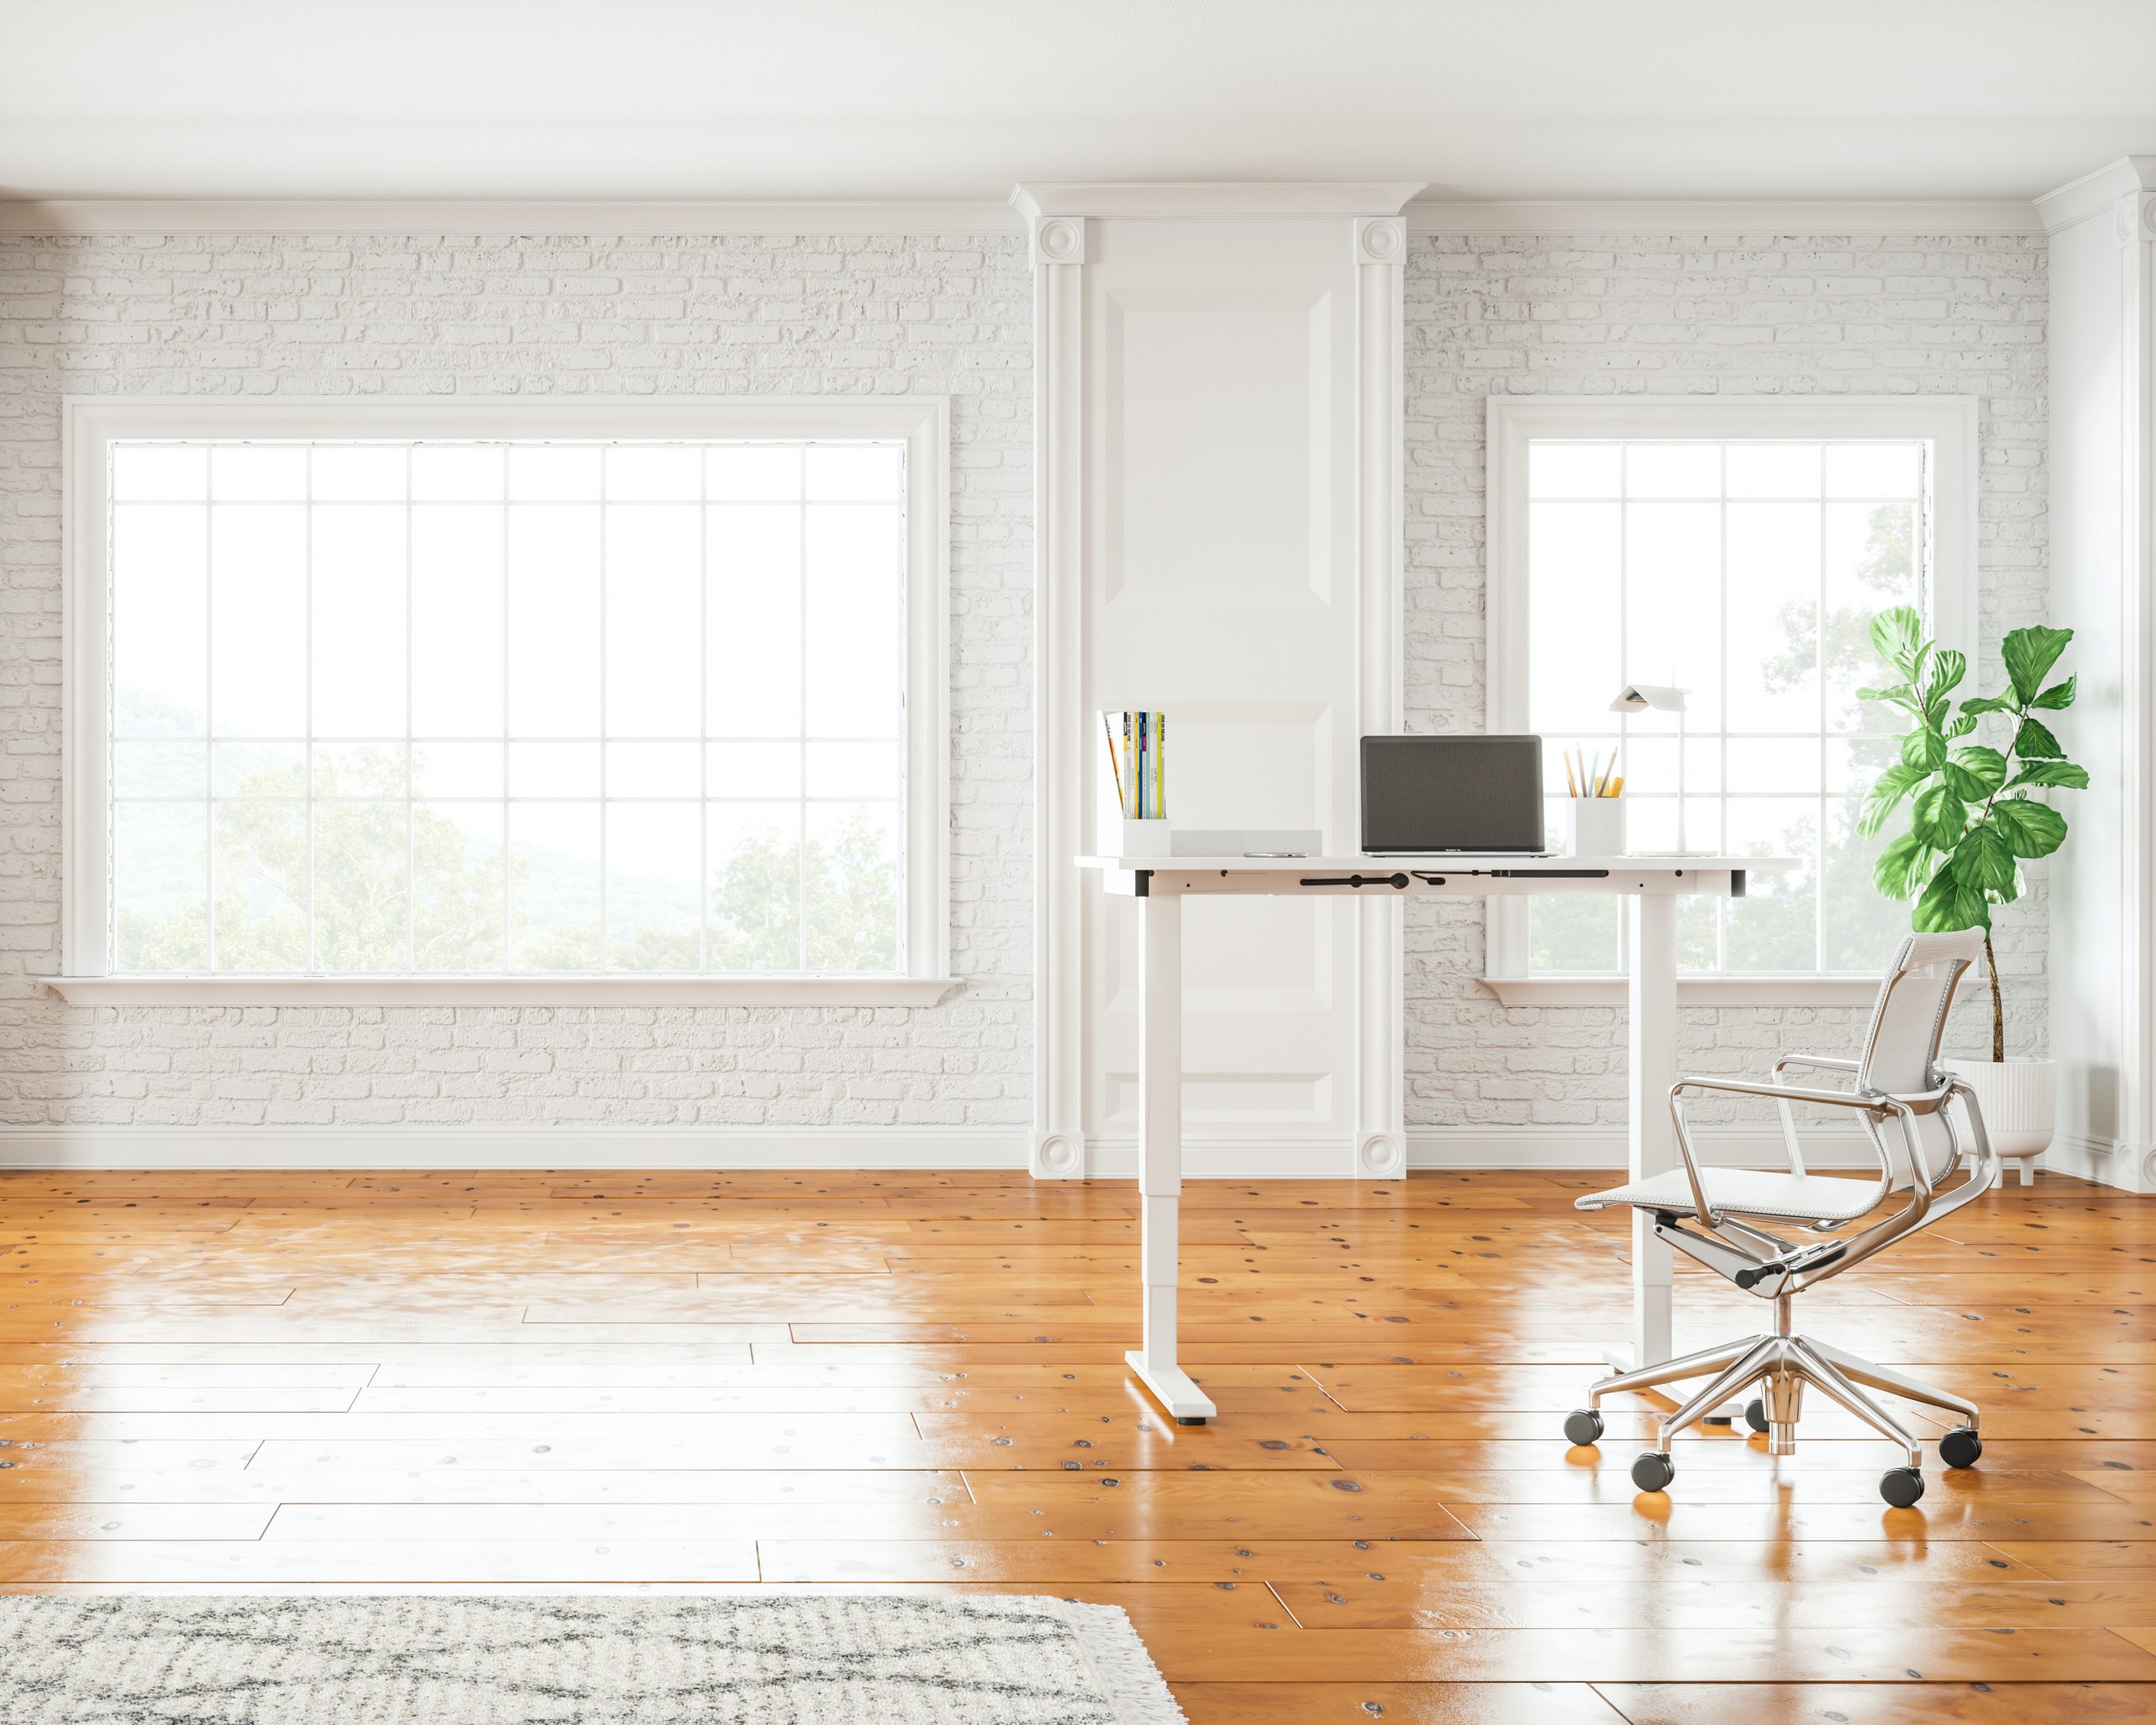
[1360,735,1545,854]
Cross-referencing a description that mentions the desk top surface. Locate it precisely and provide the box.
[1076,854,1787,873]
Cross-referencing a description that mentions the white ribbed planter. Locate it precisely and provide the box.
[1940,1058,2055,1184]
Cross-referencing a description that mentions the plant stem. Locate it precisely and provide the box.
[1961,692,2036,1065]
[1983,928,2004,1065]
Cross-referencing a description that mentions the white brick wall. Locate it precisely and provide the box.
[0,232,1034,1133]
[1402,232,2051,1131]
[0,225,2055,1146]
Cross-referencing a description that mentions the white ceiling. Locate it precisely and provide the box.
[4,0,2153,206]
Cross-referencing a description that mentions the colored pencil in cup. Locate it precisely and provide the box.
[1103,713,1128,816]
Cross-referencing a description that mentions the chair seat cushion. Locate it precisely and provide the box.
[1575,1167,1884,1223]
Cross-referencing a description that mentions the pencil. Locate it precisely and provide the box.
[1103,714,1127,817]
[1562,750,1579,798]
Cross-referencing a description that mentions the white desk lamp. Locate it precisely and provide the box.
[1610,683,1690,852]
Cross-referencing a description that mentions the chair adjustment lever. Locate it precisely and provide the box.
[1734,1240,1845,1290]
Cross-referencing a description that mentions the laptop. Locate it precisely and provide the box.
[1361,734,1548,855]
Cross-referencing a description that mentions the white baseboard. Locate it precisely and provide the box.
[1081,1137,1362,1179]
[0,1125,1029,1172]
[0,1122,1889,1177]
[2043,1130,2154,1194]
[1407,1126,1883,1171]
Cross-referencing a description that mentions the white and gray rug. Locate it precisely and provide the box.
[0,1594,1186,1724]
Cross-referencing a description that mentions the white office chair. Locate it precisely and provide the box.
[1561,929,1998,1507]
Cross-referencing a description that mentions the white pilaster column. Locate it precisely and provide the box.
[2039,158,2156,1193]
[1353,215,1408,1179]
[1025,209,1088,1179]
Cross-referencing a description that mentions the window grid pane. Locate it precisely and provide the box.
[108,438,907,976]
[1524,437,1929,976]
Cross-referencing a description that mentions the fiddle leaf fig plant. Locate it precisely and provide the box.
[1856,606,2084,1063]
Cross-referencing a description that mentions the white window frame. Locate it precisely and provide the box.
[50,395,955,1007]
[1482,394,1979,1007]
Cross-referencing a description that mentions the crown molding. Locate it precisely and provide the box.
[0,199,1022,238]
[2036,155,2156,235]
[1407,198,2042,237]
[1011,182,1422,220]
[0,190,2062,243]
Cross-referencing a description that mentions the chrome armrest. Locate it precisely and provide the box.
[1773,1052,1860,1078]
[1668,1075,1896,1226]
[1672,1076,1891,1111]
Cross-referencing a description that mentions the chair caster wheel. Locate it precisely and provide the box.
[1630,1452,1675,1493]
[1939,1427,1983,1470]
[1744,1397,1769,1434]
[1880,1466,1925,1508]
[1563,1408,1604,1446]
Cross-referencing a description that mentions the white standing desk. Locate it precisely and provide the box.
[1078,853,1782,1423]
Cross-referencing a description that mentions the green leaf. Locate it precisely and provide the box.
[1928,648,1967,697]
[1914,864,1989,932]
[1911,783,1967,850]
[2031,675,2077,711]
[1855,681,1920,712]
[1945,714,1977,740]
[1993,797,2068,858]
[1959,693,2017,717]
[2015,717,2064,759]
[1873,831,1938,900]
[2006,760,2090,791]
[1900,729,1946,772]
[2002,625,2073,704]
[1859,764,1929,836]
[1869,606,1927,678]
[1950,824,2017,893]
[1945,745,2009,796]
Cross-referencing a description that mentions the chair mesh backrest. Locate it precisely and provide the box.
[1856,929,1982,1179]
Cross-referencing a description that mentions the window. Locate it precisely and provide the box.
[1486,397,1977,985]
[61,399,952,1002]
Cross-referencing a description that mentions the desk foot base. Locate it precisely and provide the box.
[1125,1351,1218,1423]
[1600,1344,1742,1422]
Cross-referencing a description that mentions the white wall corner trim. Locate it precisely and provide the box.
[0,200,1023,238]
[2035,157,2156,235]
[1406,199,2044,237]
[2045,1132,2156,1195]
[2045,152,2156,1194]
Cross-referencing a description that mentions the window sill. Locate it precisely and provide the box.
[1480,975,1881,1007]
[39,975,964,1008]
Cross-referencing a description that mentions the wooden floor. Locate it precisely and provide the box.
[3,1167,2156,1721]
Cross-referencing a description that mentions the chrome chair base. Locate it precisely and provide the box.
[1567,1312,1983,1506]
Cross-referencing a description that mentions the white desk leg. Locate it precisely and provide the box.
[1124,889,1215,1424]
[1604,890,1677,1375]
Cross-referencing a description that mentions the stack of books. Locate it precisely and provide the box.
[1103,711,1168,821]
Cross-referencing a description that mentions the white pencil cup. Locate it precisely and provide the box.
[1118,819,1174,858]
[1566,798,1626,857]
